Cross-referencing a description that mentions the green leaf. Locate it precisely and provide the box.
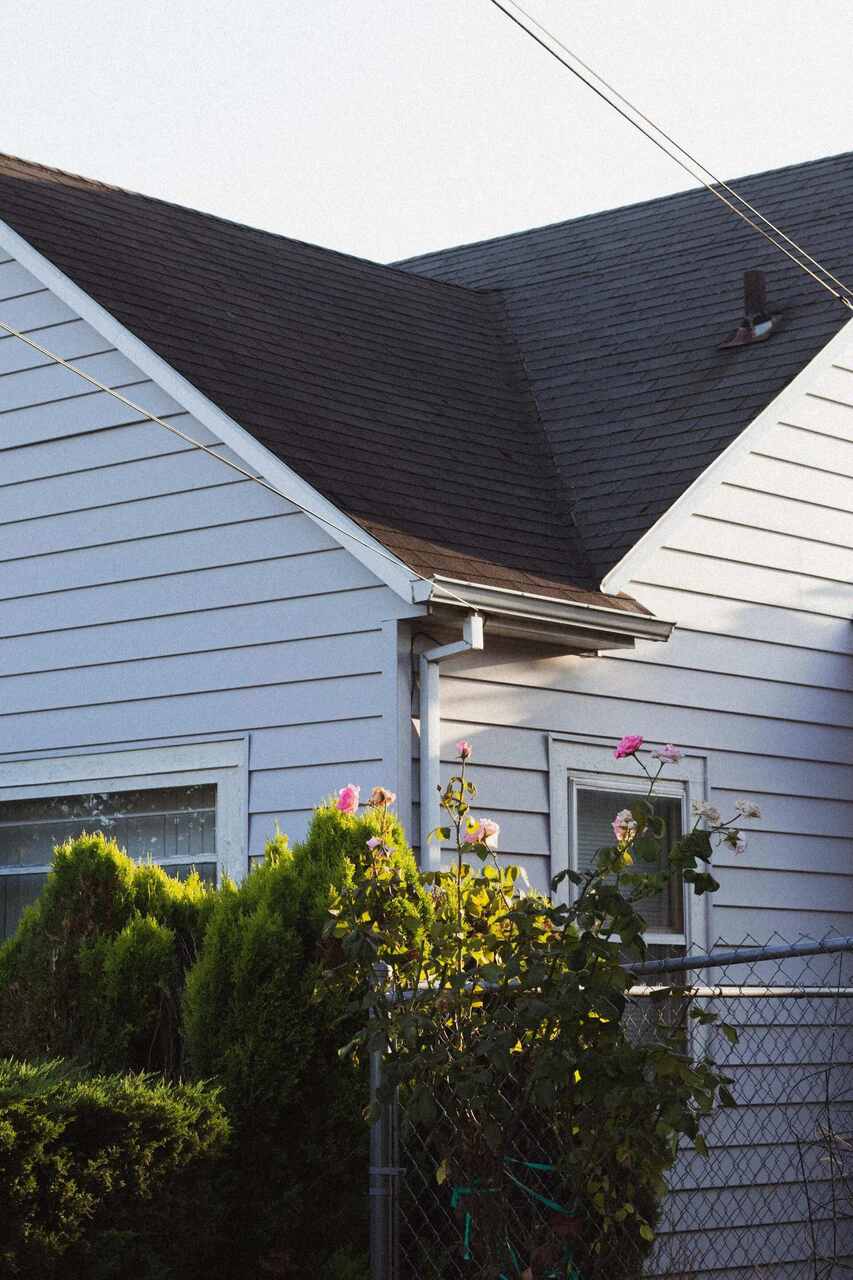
[720,1023,738,1045]
[634,834,661,863]
[694,1134,709,1158]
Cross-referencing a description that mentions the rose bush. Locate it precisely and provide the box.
[327,737,759,1279]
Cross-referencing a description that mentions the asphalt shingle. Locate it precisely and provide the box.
[398,151,853,580]
[0,154,615,607]
[1,150,850,606]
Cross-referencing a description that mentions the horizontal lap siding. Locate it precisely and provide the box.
[437,652,853,937]
[434,353,853,942]
[0,260,403,864]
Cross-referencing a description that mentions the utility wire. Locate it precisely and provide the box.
[0,316,476,611]
[504,0,853,304]
[502,0,850,303]
[487,0,853,310]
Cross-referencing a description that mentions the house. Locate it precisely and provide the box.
[0,149,850,963]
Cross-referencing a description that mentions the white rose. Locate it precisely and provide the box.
[692,800,721,826]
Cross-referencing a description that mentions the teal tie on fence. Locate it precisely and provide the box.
[450,1158,581,1279]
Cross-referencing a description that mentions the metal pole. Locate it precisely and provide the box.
[369,963,400,1280]
[369,1035,388,1280]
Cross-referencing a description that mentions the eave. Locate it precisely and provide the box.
[413,576,675,651]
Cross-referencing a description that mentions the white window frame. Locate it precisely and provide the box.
[0,738,249,889]
[548,735,711,952]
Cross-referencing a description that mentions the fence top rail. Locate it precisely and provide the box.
[626,934,853,978]
[629,984,853,998]
[376,936,853,1002]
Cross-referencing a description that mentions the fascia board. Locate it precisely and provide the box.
[602,313,853,594]
[0,216,424,608]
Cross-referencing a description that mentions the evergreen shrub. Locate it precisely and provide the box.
[183,804,430,1277]
[0,1057,228,1280]
[0,833,214,1075]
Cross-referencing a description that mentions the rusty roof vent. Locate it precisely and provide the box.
[719,270,779,349]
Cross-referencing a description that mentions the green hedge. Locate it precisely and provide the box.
[0,833,214,1076]
[183,805,429,1277]
[0,1057,228,1280]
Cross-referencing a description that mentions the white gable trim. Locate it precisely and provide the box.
[602,313,853,594]
[0,215,425,608]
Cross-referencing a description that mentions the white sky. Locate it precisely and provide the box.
[3,0,850,263]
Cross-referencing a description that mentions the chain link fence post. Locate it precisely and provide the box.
[369,962,400,1280]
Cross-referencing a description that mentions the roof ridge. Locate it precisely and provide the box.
[394,148,853,266]
[0,150,486,299]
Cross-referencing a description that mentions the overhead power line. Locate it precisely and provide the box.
[487,0,853,311]
[503,0,853,304]
[0,315,476,611]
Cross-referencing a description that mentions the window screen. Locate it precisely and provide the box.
[575,788,683,934]
[0,784,217,940]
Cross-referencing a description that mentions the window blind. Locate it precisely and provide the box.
[575,788,683,934]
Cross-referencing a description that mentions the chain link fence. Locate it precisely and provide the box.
[369,934,853,1280]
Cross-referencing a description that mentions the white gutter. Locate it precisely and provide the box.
[419,612,484,870]
[413,576,675,644]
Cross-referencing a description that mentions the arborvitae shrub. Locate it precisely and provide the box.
[183,806,430,1278]
[0,833,214,1075]
[0,1057,228,1280]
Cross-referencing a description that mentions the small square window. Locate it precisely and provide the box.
[550,738,708,954]
[575,787,685,937]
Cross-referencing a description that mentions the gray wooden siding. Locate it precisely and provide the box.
[0,256,412,864]
[421,347,853,943]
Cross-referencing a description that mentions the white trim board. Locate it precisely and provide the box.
[548,734,711,953]
[602,313,853,594]
[0,216,425,608]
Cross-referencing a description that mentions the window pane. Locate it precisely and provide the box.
[168,861,217,886]
[576,788,683,934]
[0,872,47,939]
[0,784,217,940]
[0,785,216,867]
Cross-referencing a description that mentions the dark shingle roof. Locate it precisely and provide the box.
[1,150,851,604]
[398,150,853,579]
[0,153,619,609]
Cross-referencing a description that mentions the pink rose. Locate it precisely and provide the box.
[336,784,360,814]
[652,744,683,764]
[611,809,638,843]
[368,786,396,807]
[463,818,500,848]
[456,739,472,761]
[614,734,644,759]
